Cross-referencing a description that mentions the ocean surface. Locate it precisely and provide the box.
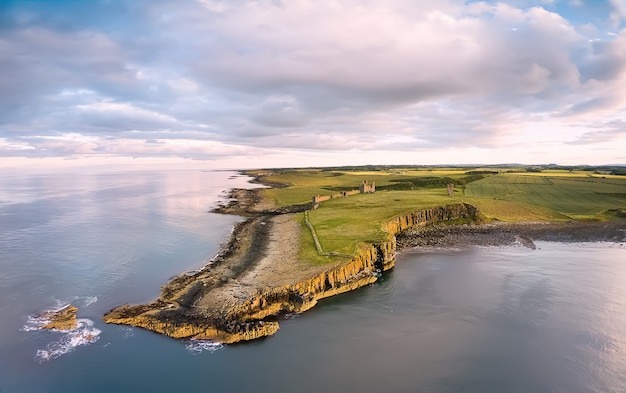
[1,170,625,393]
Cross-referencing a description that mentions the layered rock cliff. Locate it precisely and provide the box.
[104,203,481,343]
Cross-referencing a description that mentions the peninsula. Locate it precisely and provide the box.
[103,165,626,343]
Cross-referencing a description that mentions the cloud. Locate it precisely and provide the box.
[189,2,581,100]
[609,0,626,27]
[0,0,625,167]
[0,27,142,123]
[250,95,309,128]
[566,119,626,145]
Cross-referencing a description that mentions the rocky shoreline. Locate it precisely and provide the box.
[103,174,626,344]
[398,221,626,249]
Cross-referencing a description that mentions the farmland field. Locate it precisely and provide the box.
[250,167,626,264]
[253,168,482,207]
[464,174,626,220]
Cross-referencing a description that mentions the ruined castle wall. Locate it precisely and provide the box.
[315,195,331,203]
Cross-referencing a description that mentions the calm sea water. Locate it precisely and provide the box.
[1,170,625,393]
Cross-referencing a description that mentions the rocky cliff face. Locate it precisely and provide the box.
[103,304,280,344]
[227,203,480,324]
[104,203,481,343]
[383,203,481,234]
[226,246,384,323]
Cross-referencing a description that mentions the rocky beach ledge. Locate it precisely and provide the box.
[103,178,626,344]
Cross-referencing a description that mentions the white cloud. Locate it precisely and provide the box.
[196,0,228,13]
[0,0,625,167]
[76,102,179,125]
[168,78,199,93]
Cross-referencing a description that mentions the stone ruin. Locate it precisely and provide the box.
[312,180,376,209]
[447,183,454,198]
[359,180,376,194]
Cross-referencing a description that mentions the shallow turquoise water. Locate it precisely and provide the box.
[1,171,625,393]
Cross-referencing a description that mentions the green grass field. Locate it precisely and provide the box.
[248,167,626,264]
[252,168,482,206]
[464,174,626,220]
[308,190,453,255]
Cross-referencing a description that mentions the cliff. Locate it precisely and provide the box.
[104,203,481,343]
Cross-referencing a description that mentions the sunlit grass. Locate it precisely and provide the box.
[306,190,454,256]
[464,174,626,219]
[248,168,626,264]
[259,169,481,206]
[461,197,564,222]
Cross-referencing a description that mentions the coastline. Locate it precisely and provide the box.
[103,172,626,344]
[398,221,626,249]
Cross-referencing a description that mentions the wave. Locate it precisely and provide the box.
[184,339,223,353]
[21,302,71,332]
[22,300,102,363]
[22,296,98,332]
[77,296,98,307]
[34,318,101,363]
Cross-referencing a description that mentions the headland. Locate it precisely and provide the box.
[103,166,626,343]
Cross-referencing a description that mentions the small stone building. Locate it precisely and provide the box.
[359,180,376,194]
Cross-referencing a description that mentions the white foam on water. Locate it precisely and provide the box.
[77,296,98,307]
[51,299,71,311]
[184,339,223,354]
[119,326,134,339]
[22,295,98,331]
[21,314,51,332]
[34,318,101,363]
[573,241,624,249]
[21,302,70,332]
[22,303,102,363]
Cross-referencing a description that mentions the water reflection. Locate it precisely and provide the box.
[0,170,249,364]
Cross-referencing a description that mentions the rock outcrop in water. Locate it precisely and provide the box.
[41,305,79,331]
[103,203,481,343]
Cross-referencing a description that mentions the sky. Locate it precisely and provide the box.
[1,0,626,172]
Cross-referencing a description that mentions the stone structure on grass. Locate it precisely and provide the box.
[359,180,376,194]
[312,180,376,209]
[447,183,455,198]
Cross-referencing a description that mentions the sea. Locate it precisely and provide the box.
[1,170,625,393]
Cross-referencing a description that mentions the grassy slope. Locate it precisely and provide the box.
[250,168,626,264]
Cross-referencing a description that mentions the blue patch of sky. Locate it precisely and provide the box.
[0,0,150,35]
[464,0,623,33]
[549,1,620,31]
